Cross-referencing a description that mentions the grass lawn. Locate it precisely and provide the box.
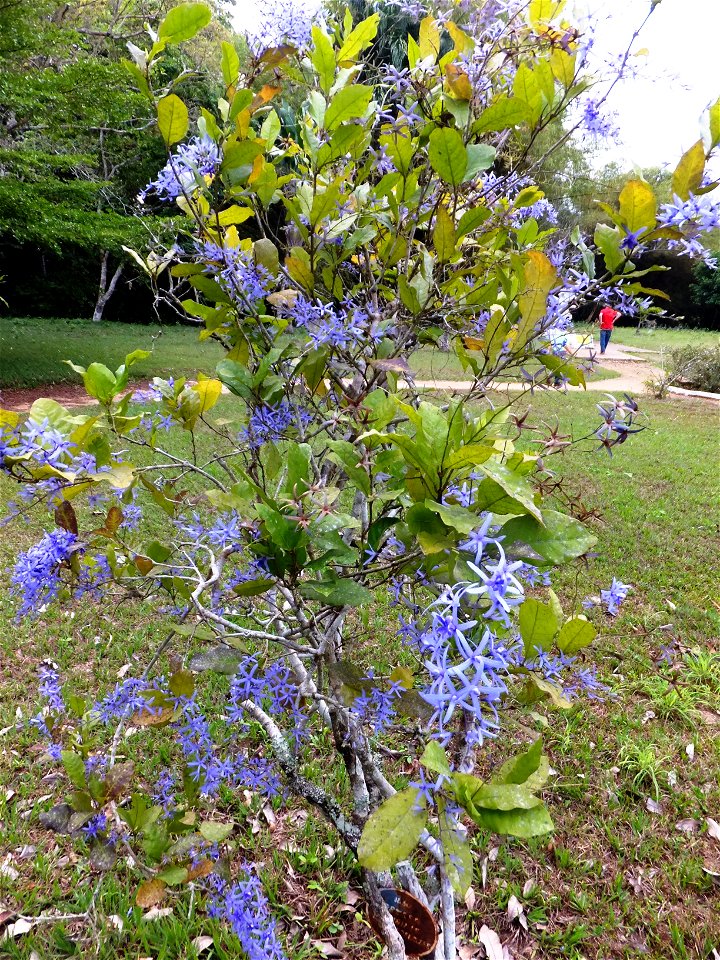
[1,390,719,959]
[0,317,223,389]
[410,347,621,382]
[575,323,720,360]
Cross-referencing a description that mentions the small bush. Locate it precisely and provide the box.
[668,345,720,393]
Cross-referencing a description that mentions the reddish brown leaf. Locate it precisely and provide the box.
[135,878,167,909]
[55,500,79,535]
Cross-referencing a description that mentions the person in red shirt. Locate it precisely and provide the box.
[598,305,620,354]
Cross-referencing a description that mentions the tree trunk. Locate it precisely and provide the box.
[92,251,123,322]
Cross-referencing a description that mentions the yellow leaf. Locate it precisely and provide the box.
[192,378,223,415]
[445,65,473,100]
[251,84,281,113]
[235,108,251,138]
[529,0,566,28]
[549,48,575,88]
[517,251,558,346]
[419,15,441,60]
[672,139,705,201]
[248,154,265,184]
[445,21,474,54]
[618,179,657,232]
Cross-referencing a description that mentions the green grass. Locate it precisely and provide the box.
[1,391,719,959]
[575,323,720,358]
[410,347,620,382]
[1,317,627,391]
[0,317,223,389]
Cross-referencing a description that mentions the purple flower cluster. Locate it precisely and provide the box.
[416,612,510,746]
[285,295,364,350]
[581,99,618,140]
[600,577,631,615]
[244,0,313,54]
[11,528,77,617]
[352,680,404,735]
[594,393,643,455]
[7,418,76,467]
[139,136,221,203]
[659,193,720,235]
[207,868,286,960]
[241,400,296,448]
[198,241,273,306]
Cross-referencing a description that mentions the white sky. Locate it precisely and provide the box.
[578,0,720,174]
[233,0,720,173]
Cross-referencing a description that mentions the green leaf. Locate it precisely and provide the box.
[199,821,234,843]
[463,143,496,180]
[672,139,705,201]
[519,598,559,657]
[420,741,451,777]
[473,95,529,134]
[158,865,189,885]
[425,500,479,535]
[221,40,239,88]
[618,179,657,232]
[216,359,253,401]
[428,127,468,186]
[357,788,427,871]
[501,509,596,564]
[444,443,495,470]
[216,205,254,226]
[300,578,373,607]
[169,670,195,698]
[324,85,373,130]
[61,750,86,790]
[468,782,542,811]
[437,801,473,896]
[406,504,454,554]
[476,460,542,521]
[593,223,624,274]
[513,64,543,124]
[470,804,554,838]
[158,2,211,44]
[157,94,189,146]
[519,675,572,710]
[336,13,380,63]
[495,738,543,785]
[311,26,336,92]
[433,205,456,262]
[82,362,117,403]
[556,616,597,654]
[537,353,586,387]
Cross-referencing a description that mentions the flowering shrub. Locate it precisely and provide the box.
[2,1,719,957]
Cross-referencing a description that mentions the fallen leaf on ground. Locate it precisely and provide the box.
[478,924,504,960]
[645,798,662,814]
[135,878,167,909]
[464,886,476,910]
[141,906,173,921]
[311,940,343,958]
[686,743,695,761]
[191,935,213,953]
[1,918,32,941]
[707,818,720,841]
[107,915,124,932]
[675,818,699,833]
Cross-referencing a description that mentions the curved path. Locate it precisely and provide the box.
[1,346,716,413]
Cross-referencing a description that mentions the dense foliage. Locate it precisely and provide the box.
[1,1,719,957]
